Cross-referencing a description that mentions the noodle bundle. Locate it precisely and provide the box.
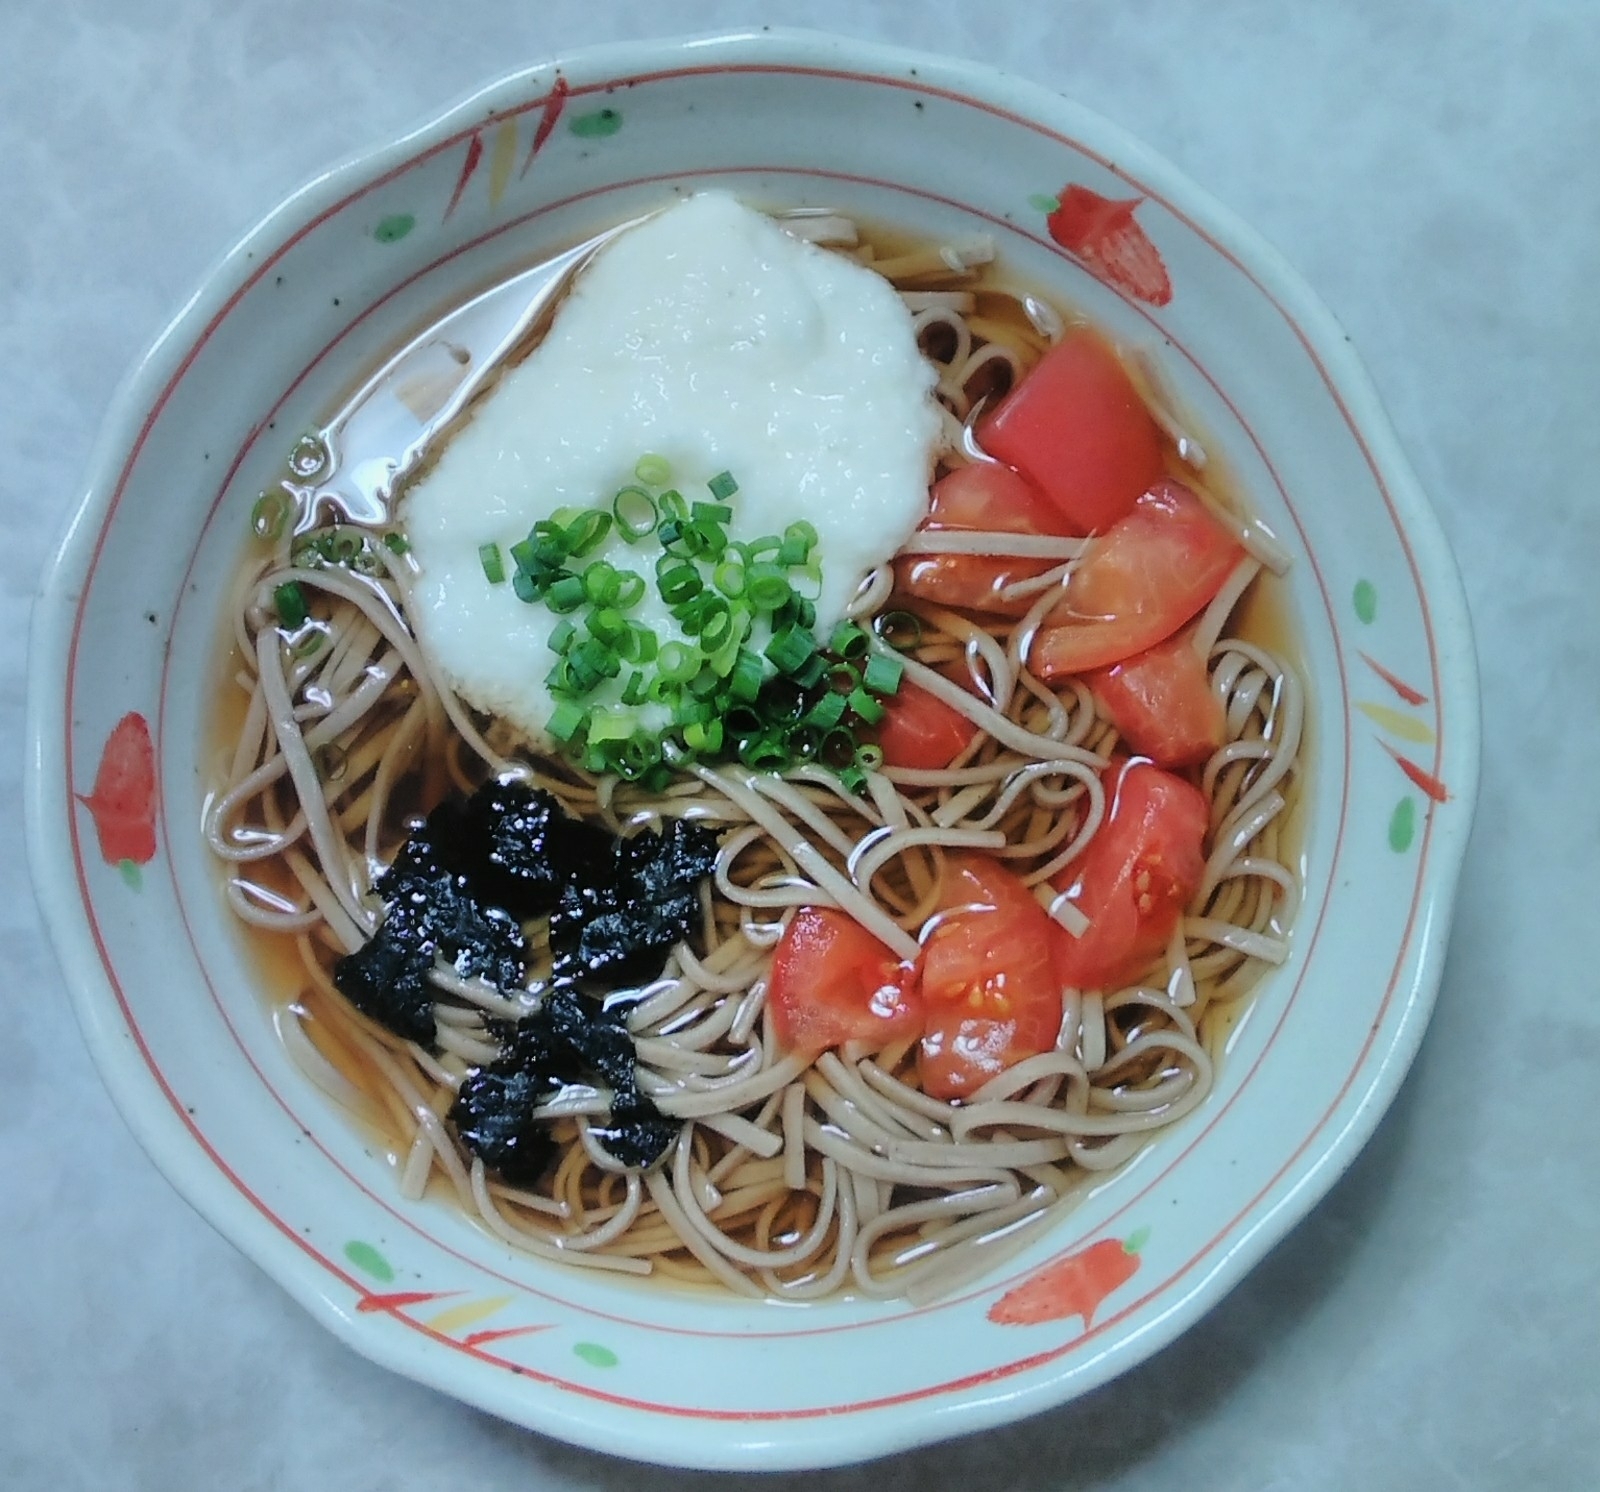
[206,213,1303,1302]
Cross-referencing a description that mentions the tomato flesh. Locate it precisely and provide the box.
[1030,480,1242,677]
[917,855,1064,1100]
[1087,629,1225,768]
[977,327,1165,534]
[894,462,1074,617]
[1050,759,1210,991]
[873,680,979,770]
[768,908,923,1054]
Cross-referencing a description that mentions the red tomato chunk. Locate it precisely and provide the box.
[1050,759,1210,991]
[1030,480,1242,678]
[768,908,923,1053]
[1087,628,1225,768]
[976,327,1165,535]
[873,680,979,771]
[893,461,1075,617]
[917,855,1065,1101]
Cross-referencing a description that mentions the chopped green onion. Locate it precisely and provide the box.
[777,535,809,567]
[786,520,818,552]
[791,652,828,690]
[545,574,587,613]
[634,453,673,487]
[548,702,587,743]
[687,666,723,699]
[863,653,905,695]
[478,542,506,584]
[726,703,764,737]
[383,532,411,556]
[564,509,613,557]
[830,621,870,659]
[746,562,793,611]
[658,641,699,685]
[729,649,765,703]
[707,470,739,502]
[658,561,703,606]
[628,625,658,664]
[251,490,291,541]
[765,625,815,675]
[548,618,577,654]
[790,563,824,601]
[587,708,637,744]
[582,560,619,605]
[612,486,658,541]
[712,558,746,597]
[692,501,734,527]
[848,687,886,725]
[740,536,782,562]
[291,627,325,659]
[803,691,846,730]
[657,489,688,523]
[855,743,885,771]
[622,669,648,706]
[587,606,627,645]
[576,636,621,680]
[739,734,788,770]
[838,764,868,795]
[509,536,539,571]
[683,719,724,753]
[785,724,822,760]
[512,569,542,603]
[274,582,308,630]
[613,570,646,608]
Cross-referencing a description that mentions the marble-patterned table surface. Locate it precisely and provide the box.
[4,1,1594,1487]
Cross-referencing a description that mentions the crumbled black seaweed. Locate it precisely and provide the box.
[448,988,676,1177]
[337,781,714,1177]
[549,819,720,985]
[430,779,611,920]
[333,826,525,1045]
[449,1067,559,1185]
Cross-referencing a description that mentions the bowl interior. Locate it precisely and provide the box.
[30,32,1474,1471]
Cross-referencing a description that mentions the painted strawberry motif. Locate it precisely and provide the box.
[1046,186,1173,306]
[77,711,158,869]
[988,1227,1148,1327]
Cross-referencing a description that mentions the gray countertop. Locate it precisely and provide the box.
[5,1,1594,1486]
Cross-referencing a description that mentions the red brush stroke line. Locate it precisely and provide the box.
[356,1289,457,1314]
[1380,740,1450,802]
[1360,652,1429,706]
[442,133,483,221]
[461,1323,555,1350]
[520,75,570,177]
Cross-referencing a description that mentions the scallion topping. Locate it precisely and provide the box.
[479,542,506,585]
[274,581,309,630]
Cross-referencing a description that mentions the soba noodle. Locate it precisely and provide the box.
[205,213,1303,1302]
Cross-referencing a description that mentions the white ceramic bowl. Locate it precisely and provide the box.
[26,28,1477,1471]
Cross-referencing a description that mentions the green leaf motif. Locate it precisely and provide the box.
[373,213,416,244]
[118,859,142,891]
[1028,192,1062,214]
[570,108,623,139]
[1353,579,1377,624]
[344,1240,396,1282]
[1124,1225,1151,1254]
[572,1341,619,1368]
[1388,796,1416,853]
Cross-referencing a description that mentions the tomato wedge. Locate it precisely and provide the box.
[976,327,1165,534]
[1050,759,1209,991]
[873,680,979,770]
[918,855,1064,1101]
[1030,480,1242,678]
[1087,628,1225,768]
[768,908,923,1054]
[894,462,1074,616]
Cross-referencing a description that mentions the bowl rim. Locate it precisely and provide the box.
[25,24,1479,1470]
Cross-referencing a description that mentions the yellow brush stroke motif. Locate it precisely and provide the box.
[426,1294,514,1334]
[488,122,518,208]
[1357,701,1436,744]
